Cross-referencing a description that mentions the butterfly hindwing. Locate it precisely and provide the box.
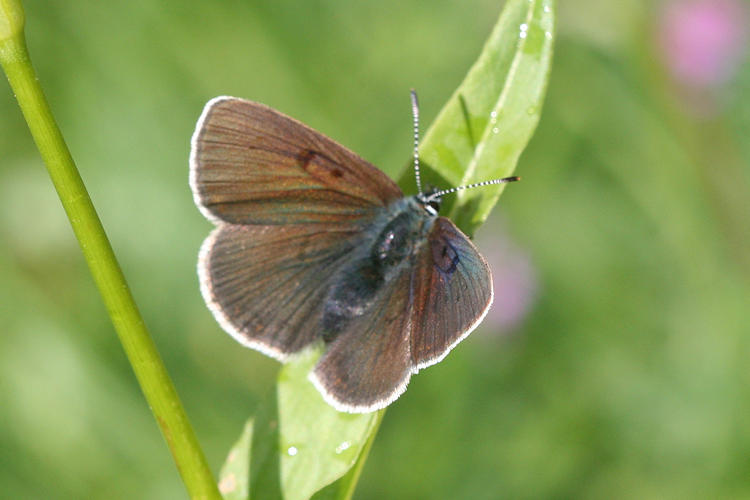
[310,268,414,413]
[190,97,403,226]
[199,223,365,360]
[409,217,493,369]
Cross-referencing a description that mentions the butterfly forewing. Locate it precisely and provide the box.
[199,223,365,360]
[409,217,493,369]
[190,97,403,226]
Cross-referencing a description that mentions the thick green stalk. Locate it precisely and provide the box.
[0,3,220,499]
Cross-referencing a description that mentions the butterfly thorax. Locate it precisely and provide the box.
[321,196,436,342]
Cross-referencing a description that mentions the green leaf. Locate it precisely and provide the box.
[276,350,380,500]
[219,419,254,500]
[218,348,381,500]
[219,1,556,498]
[399,0,556,236]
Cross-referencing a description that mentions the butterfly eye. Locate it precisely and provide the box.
[427,199,441,214]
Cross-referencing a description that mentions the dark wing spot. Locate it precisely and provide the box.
[297,149,345,179]
[432,239,459,274]
[297,149,317,169]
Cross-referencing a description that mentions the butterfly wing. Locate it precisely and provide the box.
[199,223,365,360]
[190,97,403,226]
[308,216,492,412]
[310,269,414,413]
[409,217,493,370]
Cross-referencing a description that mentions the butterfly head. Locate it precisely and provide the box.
[416,190,442,216]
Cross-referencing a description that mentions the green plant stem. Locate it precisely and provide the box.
[0,8,220,500]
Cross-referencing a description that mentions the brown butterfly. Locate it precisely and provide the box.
[190,92,518,412]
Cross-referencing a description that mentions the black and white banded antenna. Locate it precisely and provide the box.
[423,176,520,203]
[409,89,521,205]
[410,89,423,196]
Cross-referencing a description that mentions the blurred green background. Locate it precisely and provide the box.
[2,0,749,498]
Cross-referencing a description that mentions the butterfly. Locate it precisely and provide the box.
[190,91,518,413]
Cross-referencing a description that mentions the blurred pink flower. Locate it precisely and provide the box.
[659,0,748,88]
[477,221,538,333]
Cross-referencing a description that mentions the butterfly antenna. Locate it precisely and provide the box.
[410,89,424,195]
[424,176,521,202]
